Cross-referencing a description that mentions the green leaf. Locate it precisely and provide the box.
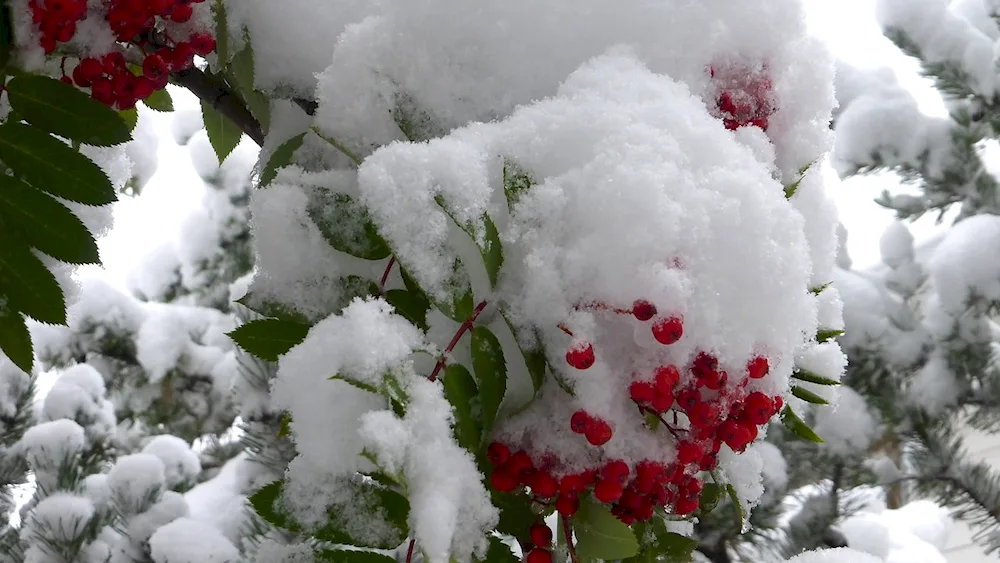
[141,87,174,112]
[307,192,392,260]
[792,368,841,386]
[817,328,845,343]
[501,315,547,394]
[214,0,229,65]
[780,405,823,443]
[471,327,506,437]
[235,292,312,325]
[248,480,296,531]
[648,519,698,563]
[200,98,243,164]
[227,44,270,133]
[392,90,445,142]
[5,75,132,146]
[385,289,430,331]
[481,536,519,563]
[492,491,536,540]
[810,282,832,296]
[259,132,305,188]
[316,550,397,563]
[502,159,533,212]
[442,364,482,451]
[0,0,12,77]
[0,307,33,373]
[574,496,640,561]
[0,175,100,264]
[699,483,723,515]
[227,318,310,362]
[277,412,292,438]
[0,121,116,205]
[792,385,830,405]
[482,214,504,287]
[784,159,817,199]
[329,374,382,397]
[725,483,747,533]
[433,258,475,322]
[0,240,66,325]
[118,108,138,132]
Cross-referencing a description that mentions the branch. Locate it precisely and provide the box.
[171,66,264,146]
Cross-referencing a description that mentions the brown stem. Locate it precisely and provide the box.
[574,300,632,315]
[562,516,579,563]
[428,300,489,382]
[405,538,416,563]
[380,256,396,295]
[171,65,264,146]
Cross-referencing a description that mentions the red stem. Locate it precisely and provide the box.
[380,256,396,295]
[405,538,416,563]
[562,516,579,563]
[557,323,574,337]
[428,300,488,382]
[574,300,633,315]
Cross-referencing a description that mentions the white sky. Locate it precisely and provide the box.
[89,0,965,286]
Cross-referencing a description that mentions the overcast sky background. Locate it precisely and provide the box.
[90,0,963,287]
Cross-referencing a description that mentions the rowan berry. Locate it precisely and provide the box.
[652,316,683,345]
[632,299,657,321]
[565,342,595,370]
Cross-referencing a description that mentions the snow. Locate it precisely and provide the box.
[359,378,499,563]
[39,363,116,441]
[880,221,916,269]
[784,547,882,562]
[107,453,168,514]
[182,454,253,547]
[839,499,953,563]
[141,435,203,490]
[148,517,239,563]
[928,213,1000,313]
[812,386,880,455]
[20,492,96,544]
[17,419,87,491]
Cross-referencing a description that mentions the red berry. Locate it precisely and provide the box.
[506,451,533,478]
[90,78,115,105]
[718,91,737,114]
[189,32,216,56]
[629,381,654,405]
[744,392,775,425]
[78,57,104,81]
[529,524,553,547]
[654,365,680,390]
[772,395,784,414]
[747,356,769,379]
[134,76,154,100]
[601,460,629,483]
[142,53,170,81]
[688,402,719,428]
[570,410,591,434]
[40,37,57,55]
[555,494,579,516]
[172,42,196,70]
[632,299,657,321]
[525,548,552,563]
[585,418,613,446]
[487,442,511,466]
[566,342,595,370]
[676,388,701,411]
[674,497,699,515]
[651,389,674,412]
[490,469,519,492]
[169,2,193,22]
[652,316,683,345]
[594,479,623,503]
[59,75,73,84]
[530,472,558,499]
[559,474,584,496]
[676,441,702,465]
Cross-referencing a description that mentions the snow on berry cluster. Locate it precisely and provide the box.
[12,0,215,109]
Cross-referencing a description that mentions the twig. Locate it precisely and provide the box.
[171,65,264,145]
[562,515,579,563]
[380,256,396,295]
[428,301,489,381]
[405,538,416,563]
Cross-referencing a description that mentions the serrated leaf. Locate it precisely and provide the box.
[227,43,270,132]
[784,159,818,199]
[481,536,519,563]
[385,289,429,331]
[228,318,310,362]
[471,327,506,437]
[307,191,391,260]
[259,132,305,188]
[214,0,229,65]
[492,491,536,540]
[574,496,640,561]
[699,483,723,515]
[235,292,312,325]
[249,480,296,531]
[482,214,504,287]
[0,121,116,205]
[118,108,138,132]
[0,307,33,373]
[393,90,445,142]
[277,412,292,438]
[648,522,698,563]
[433,258,475,322]
[792,368,841,386]
[725,483,747,533]
[443,364,482,451]
[5,75,131,146]
[502,159,533,212]
[0,239,66,325]
[780,405,823,443]
[792,385,830,405]
[142,87,174,112]
[315,550,397,563]
[817,328,845,343]
[501,315,546,393]
[201,98,243,164]
[329,374,381,396]
[0,175,100,264]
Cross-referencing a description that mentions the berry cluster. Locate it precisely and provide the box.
[524,523,554,563]
[29,0,216,110]
[709,63,775,131]
[565,299,683,371]
[488,347,783,526]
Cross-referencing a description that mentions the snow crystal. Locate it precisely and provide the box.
[783,547,882,563]
[929,213,1000,313]
[142,435,202,490]
[812,386,879,455]
[148,517,239,563]
[359,378,499,563]
[107,453,167,514]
